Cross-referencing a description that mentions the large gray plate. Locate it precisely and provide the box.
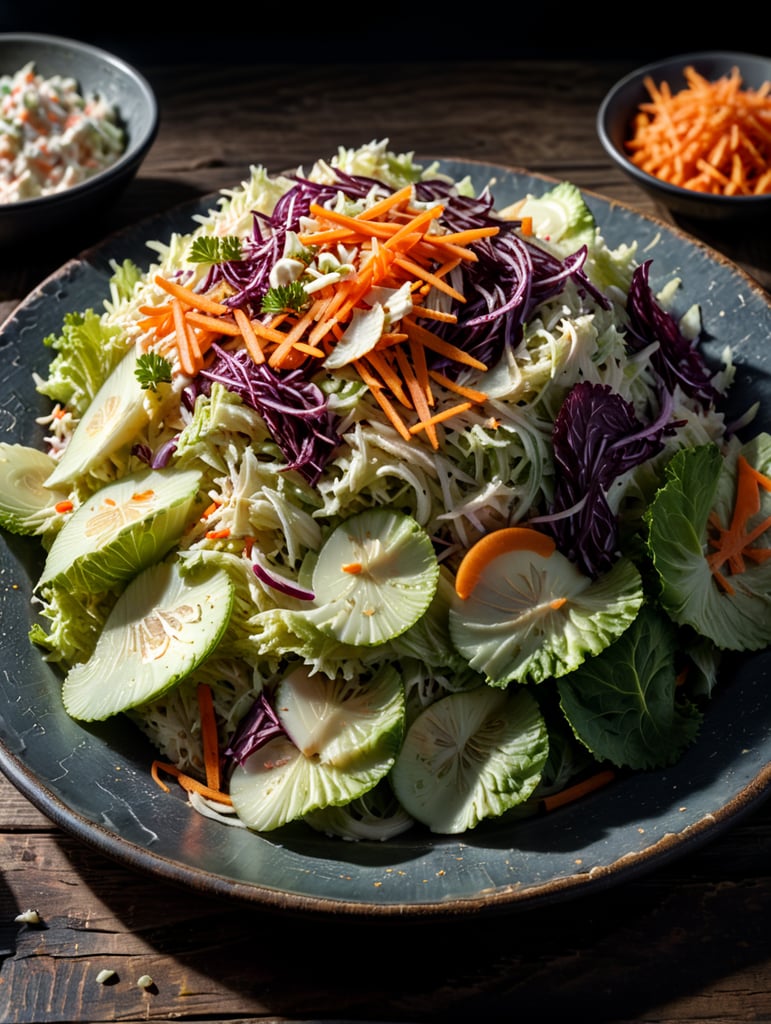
[1,159,770,919]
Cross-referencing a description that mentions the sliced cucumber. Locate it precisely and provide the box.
[516,181,596,248]
[0,443,64,535]
[449,546,643,685]
[310,508,439,646]
[62,557,234,721]
[38,468,202,593]
[44,349,170,489]
[228,663,405,831]
[390,686,549,834]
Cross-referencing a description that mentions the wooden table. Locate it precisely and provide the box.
[2,55,771,1024]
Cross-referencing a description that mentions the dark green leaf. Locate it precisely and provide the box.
[135,352,173,391]
[556,604,702,770]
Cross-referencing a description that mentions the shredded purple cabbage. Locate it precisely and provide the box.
[223,690,288,768]
[201,172,612,379]
[196,345,341,486]
[543,381,671,577]
[625,260,720,409]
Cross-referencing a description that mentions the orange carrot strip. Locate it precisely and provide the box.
[412,306,458,324]
[354,359,412,441]
[172,297,202,376]
[234,307,266,364]
[185,310,241,336]
[408,401,473,434]
[197,683,221,792]
[393,254,466,301]
[428,369,488,403]
[154,274,230,316]
[403,317,487,371]
[394,345,438,449]
[363,350,413,408]
[433,225,499,246]
[354,183,415,220]
[151,761,233,806]
[541,769,616,812]
[455,527,557,599]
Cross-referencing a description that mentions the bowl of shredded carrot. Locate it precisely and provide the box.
[597,51,771,221]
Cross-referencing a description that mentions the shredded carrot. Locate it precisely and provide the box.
[541,769,616,812]
[151,760,233,806]
[197,683,221,792]
[408,400,473,435]
[206,528,231,540]
[233,306,266,364]
[707,454,771,593]
[454,527,557,600]
[172,297,202,376]
[141,187,497,441]
[625,65,771,195]
[55,500,74,514]
[154,274,230,315]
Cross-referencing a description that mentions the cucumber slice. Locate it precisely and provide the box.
[62,557,234,721]
[390,686,549,834]
[310,508,439,646]
[0,443,64,535]
[38,468,202,593]
[44,349,170,489]
[228,664,405,831]
[449,546,643,685]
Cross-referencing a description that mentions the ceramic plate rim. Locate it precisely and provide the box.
[1,157,770,920]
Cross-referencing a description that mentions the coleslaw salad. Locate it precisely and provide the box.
[1,140,770,841]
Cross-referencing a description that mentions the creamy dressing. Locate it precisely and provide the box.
[0,61,125,203]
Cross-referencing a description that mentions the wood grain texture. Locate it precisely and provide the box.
[1,57,770,1024]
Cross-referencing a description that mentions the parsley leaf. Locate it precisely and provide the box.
[189,235,243,265]
[135,352,173,391]
[261,281,309,315]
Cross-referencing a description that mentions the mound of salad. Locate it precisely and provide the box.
[2,140,770,841]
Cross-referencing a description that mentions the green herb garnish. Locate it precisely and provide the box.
[189,235,243,265]
[261,281,310,316]
[135,352,173,391]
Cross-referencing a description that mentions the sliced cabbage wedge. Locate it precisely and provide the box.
[38,468,202,593]
[391,686,549,835]
[449,542,644,685]
[646,437,771,651]
[0,443,65,535]
[44,349,171,489]
[62,557,234,721]
[310,508,439,646]
[228,663,405,831]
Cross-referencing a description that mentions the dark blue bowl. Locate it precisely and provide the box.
[597,51,771,223]
[0,33,158,247]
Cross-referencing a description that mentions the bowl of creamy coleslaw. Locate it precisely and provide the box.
[0,33,158,247]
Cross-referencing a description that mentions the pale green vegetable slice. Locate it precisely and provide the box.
[62,557,234,721]
[449,546,643,686]
[310,508,439,646]
[44,349,171,489]
[512,181,596,249]
[390,686,549,835]
[38,468,202,593]
[0,443,65,534]
[646,438,771,651]
[228,663,405,831]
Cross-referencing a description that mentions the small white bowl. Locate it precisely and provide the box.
[0,33,158,247]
